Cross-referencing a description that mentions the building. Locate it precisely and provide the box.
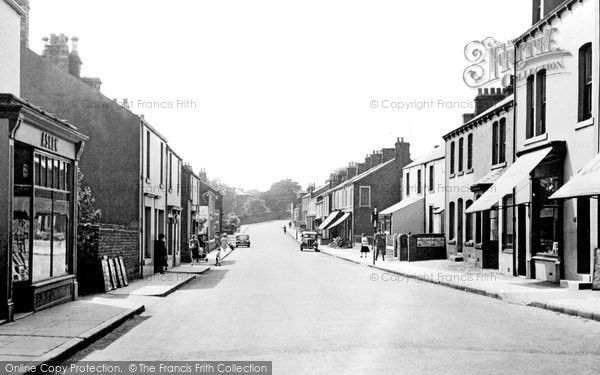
[166,147,182,268]
[1,0,88,322]
[380,145,445,236]
[320,138,412,242]
[20,34,184,279]
[444,91,515,271]
[468,0,600,285]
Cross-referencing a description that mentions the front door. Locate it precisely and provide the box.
[457,199,464,252]
[577,197,591,274]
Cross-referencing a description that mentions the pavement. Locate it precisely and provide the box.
[52,221,600,374]
[287,226,600,322]
[0,244,237,373]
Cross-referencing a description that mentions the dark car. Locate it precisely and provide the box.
[235,234,250,247]
[300,231,319,252]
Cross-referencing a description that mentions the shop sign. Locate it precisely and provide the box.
[416,237,445,248]
[464,26,572,88]
[41,132,58,152]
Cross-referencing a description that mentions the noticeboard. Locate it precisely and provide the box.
[416,237,446,248]
[593,249,600,291]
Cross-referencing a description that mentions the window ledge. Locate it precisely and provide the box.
[448,240,456,245]
[449,174,456,179]
[524,133,548,146]
[575,117,595,131]
[491,162,506,170]
[457,171,465,177]
[464,241,474,247]
[466,168,474,175]
[475,243,483,249]
[145,178,151,184]
[502,248,514,254]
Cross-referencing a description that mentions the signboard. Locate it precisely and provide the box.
[417,237,445,248]
[15,123,76,159]
[119,256,129,286]
[593,248,600,291]
[100,256,113,292]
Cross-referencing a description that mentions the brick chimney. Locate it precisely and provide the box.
[364,154,373,170]
[13,0,29,46]
[68,37,82,78]
[198,169,208,182]
[42,34,71,73]
[474,87,506,116]
[462,113,475,124]
[356,162,366,175]
[382,148,395,162]
[346,163,358,179]
[533,0,564,24]
[395,137,411,163]
[371,151,383,167]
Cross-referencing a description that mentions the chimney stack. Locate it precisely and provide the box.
[371,151,383,167]
[462,113,475,124]
[346,163,358,179]
[198,169,207,182]
[474,87,506,116]
[13,0,29,46]
[356,162,366,175]
[382,148,395,162]
[364,154,373,170]
[395,137,411,164]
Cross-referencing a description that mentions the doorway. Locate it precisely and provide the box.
[577,197,591,274]
[517,205,527,276]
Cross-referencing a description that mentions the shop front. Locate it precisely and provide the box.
[0,94,87,321]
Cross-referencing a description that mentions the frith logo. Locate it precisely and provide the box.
[463,27,572,88]
[41,132,59,152]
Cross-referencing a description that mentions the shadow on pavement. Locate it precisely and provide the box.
[182,269,229,290]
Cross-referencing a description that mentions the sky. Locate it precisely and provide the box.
[28,0,531,191]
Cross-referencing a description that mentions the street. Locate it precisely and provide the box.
[63,221,600,374]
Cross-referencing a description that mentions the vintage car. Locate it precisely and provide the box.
[300,231,319,252]
[235,234,251,247]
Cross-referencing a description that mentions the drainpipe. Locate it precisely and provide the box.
[423,164,427,233]
[512,45,519,277]
[139,119,144,279]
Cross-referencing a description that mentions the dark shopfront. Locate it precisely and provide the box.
[0,95,87,321]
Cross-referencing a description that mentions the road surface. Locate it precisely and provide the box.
[64,221,600,374]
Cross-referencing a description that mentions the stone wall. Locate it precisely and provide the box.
[77,223,139,294]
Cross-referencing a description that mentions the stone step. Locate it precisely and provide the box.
[450,253,464,262]
[559,280,593,290]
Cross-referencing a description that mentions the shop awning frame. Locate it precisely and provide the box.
[318,211,341,230]
[550,153,600,199]
[328,212,351,229]
[466,146,553,214]
[380,197,424,215]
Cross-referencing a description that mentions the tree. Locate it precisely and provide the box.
[77,168,102,224]
[261,179,301,217]
[210,179,238,215]
[245,197,269,216]
[226,213,241,227]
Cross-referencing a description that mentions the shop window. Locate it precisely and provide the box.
[490,209,499,242]
[475,195,482,244]
[499,118,507,163]
[532,176,560,255]
[467,134,473,170]
[359,186,371,207]
[492,121,499,164]
[450,141,455,175]
[12,195,31,282]
[458,138,464,172]
[449,202,456,240]
[579,43,592,122]
[417,169,422,194]
[503,195,514,249]
[526,75,535,139]
[465,200,473,242]
[536,69,547,135]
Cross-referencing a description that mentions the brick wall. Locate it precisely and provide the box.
[77,223,139,294]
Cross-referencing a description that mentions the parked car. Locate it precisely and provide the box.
[235,234,251,247]
[300,231,319,252]
[223,224,237,235]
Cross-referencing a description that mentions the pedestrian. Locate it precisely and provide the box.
[216,234,227,266]
[189,234,200,265]
[198,234,208,262]
[360,233,370,258]
[288,221,292,228]
[374,229,386,262]
[154,234,168,274]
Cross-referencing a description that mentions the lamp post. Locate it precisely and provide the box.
[372,207,378,265]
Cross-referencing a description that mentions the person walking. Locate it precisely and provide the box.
[154,234,168,274]
[360,233,370,258]
[189,235,200,265]
[215,234,227,266]
[198,234,208,262]
[374,229,386,262]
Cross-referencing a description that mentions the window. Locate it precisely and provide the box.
[417,169,422,194]
[458,138,464,172]
[467,134,473,170]
[579,43,592,122]
[359,186,371,207]
[146,131,151,179]
[169,153,173,190]
[406,172,410,196]
[475,195,482,244]
[177,160,181,195]
[499,118,507,163]
[449,202,456,240]
[465,200,473,242]
[429,206,434,234]
[536,69,546,135]
[429,165,434,192]
[450,141,455,175]
[503,195,514,249]
[526,75,535,139]
[160,143,164,185]
[492,121,499,165]
[490,209,499,242]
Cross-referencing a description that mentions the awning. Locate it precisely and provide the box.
[466,146,553,214]
[551,153,600,199]
[380,197,424,215]
[328,212,351,229]
[471,168,505,192]
[318,211,341,230]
